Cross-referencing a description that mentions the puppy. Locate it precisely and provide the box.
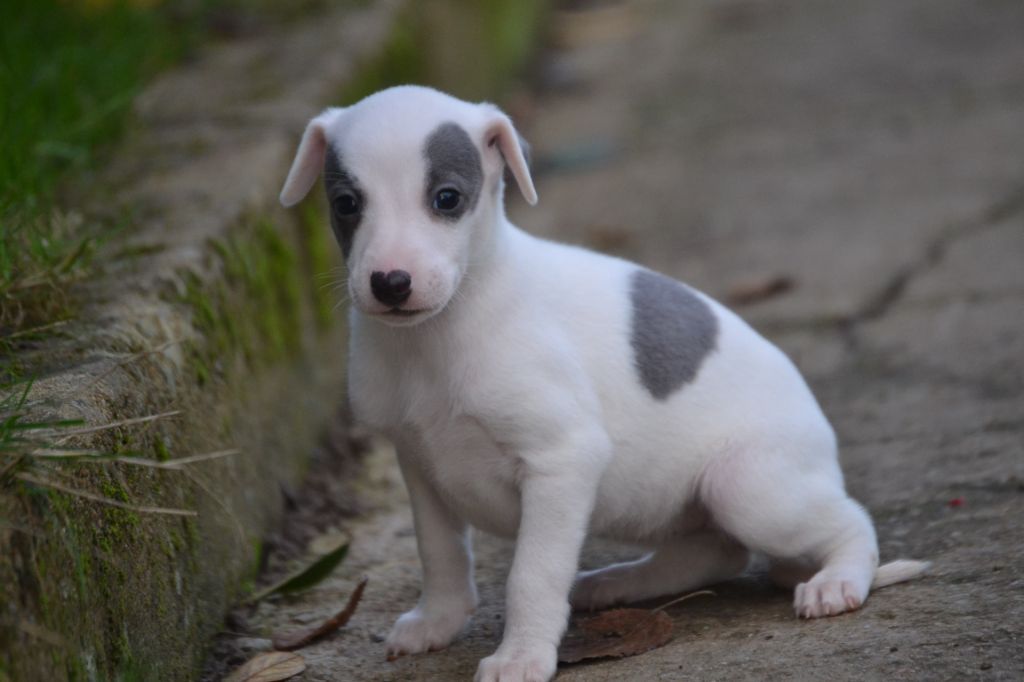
[280,86,928,682]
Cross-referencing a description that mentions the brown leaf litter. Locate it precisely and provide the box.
[272,576,368,651]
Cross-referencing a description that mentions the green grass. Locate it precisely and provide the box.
[0,0,205,345]
[0,1,191,204]
[0,380,83,492]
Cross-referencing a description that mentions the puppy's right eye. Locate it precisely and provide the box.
[333,193,360,216]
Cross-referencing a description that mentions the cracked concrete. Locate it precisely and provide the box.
[208,0,1024,679]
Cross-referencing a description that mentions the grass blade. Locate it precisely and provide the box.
[247,536,349,603]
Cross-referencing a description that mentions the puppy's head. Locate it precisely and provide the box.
[279,86,536,327]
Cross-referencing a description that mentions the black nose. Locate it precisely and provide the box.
[370,269,412,306]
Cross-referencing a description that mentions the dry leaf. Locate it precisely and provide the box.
[726,275,795,306]
[272,576,368,651]
[558,608,674,664]
[223,651,306,682]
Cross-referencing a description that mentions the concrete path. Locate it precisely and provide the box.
[208,1,1024,679]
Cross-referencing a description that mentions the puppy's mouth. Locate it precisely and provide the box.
[384,307,429,317]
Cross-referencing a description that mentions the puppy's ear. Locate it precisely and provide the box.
[482,107,538,206]
[279,108,343,207]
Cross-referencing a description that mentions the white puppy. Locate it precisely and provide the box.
[280,86,928,682]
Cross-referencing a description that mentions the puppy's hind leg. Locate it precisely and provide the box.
[702,447,879,619]
[571,530,749,611]
[790,502,878,618]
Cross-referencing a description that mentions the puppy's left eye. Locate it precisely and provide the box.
[333,193,360,216]
[433,188,462,212]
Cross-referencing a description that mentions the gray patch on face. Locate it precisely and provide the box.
[323,144,362,258]
[629,269,719,400]
[423,122,483,220]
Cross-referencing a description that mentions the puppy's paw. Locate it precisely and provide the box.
[474,640,557,682]
[794,575,867,619]
[385,606,472,659]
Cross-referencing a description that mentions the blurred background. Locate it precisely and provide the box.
[2,1,1022,680]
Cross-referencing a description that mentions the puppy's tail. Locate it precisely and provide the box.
[871,559,931,590]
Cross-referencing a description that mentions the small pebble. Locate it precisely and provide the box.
[980,662,992,671]
[890,646,898,653]
[370,632,386,643]
[236,637,272,653]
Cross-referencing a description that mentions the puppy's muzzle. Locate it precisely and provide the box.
[370,269,413,307]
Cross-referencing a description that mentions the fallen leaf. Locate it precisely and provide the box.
[558,590,714,664]
[247,536,349,603]
[223,651,305,682]
[309,531,348,555]
[726,275,795,306]
[272,576,368,651]
[558,608,673,664]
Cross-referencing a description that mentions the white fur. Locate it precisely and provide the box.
[281,86,928,682]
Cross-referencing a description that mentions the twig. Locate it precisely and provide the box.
[68,338,186,403]
[0,516,43,538]
[50,411,180,441]
[158,448,240,468]
[15,472,197,517]
[618,589,717,641]
[15,619,72,649]
[216,630,257,638]
[0,454,24,481]
[27,448,240,470]
[181,467,248,547]
[0,319,70,341]
[650,589,716,614]
[21,448,102,459]
[272,577,369,651]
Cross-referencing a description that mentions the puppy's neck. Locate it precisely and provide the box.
[442,200,516,322]
[466,199,513,276]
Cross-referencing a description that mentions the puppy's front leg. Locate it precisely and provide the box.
[386,443,477,659]
[476,431,608,682]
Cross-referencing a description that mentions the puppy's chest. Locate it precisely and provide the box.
[412,415,522,537]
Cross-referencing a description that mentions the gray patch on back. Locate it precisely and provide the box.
[323,144,361,258]
[629,269,719,400]
[423,122,483,220]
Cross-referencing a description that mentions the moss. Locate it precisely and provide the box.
[153,436,170,462]
[298,199,341,331]
[64,655,90,682]
[98,480,141,556]
[7,453,204,681]
[69,523,93,602]
[184,516,200,554]
[248,218,303,359]
[181,214,315,383]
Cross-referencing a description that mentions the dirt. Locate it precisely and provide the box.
[205,0,1024,679]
